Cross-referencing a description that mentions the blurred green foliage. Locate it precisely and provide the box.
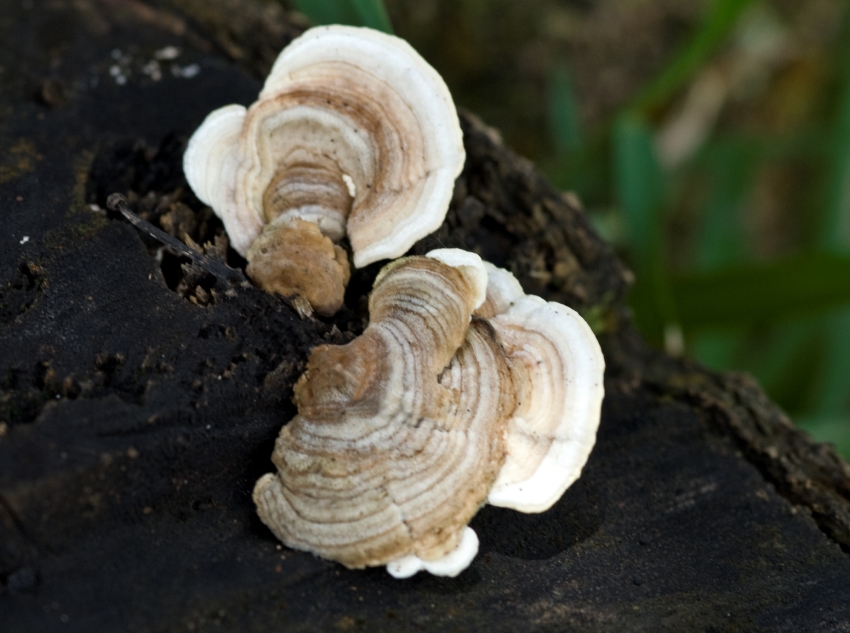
[545,0,850,458]
[291,0,393,32]
[286,0,850,459]
[630,0,758,116]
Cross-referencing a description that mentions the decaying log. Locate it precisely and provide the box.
[1,1,849,631]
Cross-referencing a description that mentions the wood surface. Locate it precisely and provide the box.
[1,2,849,631]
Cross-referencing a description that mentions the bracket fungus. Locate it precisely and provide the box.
[254,249,605,578]
[183,25,465,315]
[476,263,606,513]
[254,250,514,577]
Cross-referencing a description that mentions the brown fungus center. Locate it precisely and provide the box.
[245,218,351,317]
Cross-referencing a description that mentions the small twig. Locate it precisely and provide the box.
[107,193,247,287]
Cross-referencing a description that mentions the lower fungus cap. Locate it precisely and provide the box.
[253,253,515,574]
[253,250,606,577]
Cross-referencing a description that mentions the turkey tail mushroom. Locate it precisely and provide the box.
[254,251,605,578]
[253,250,515,576]
[183,26,465,315]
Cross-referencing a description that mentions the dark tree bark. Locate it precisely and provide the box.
[1,1,849,631]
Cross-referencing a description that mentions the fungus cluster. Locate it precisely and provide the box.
[183,25,605,579]
[183,25,465,315]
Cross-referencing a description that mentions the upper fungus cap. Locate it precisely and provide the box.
[477,263,606,513]
[183,25,465,267]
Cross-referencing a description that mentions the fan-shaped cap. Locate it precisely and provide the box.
[183,25,465,313]
[253,251,514,574]
[182,104,248,246]
[477,263,606,513]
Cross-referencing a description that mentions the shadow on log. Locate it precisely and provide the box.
[0,1,849,631]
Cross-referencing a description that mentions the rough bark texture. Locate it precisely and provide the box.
[1,1,849,632]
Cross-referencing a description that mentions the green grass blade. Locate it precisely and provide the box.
[672,252,850,329]
[547,64,582,158]
[630,0,757,115]
[614,115,664,267]
[694,143,756,271]
[819,16,850,250]
[350,0,393,33]
[291,0,393,32]
[291,0,359,26]
[812,308,850,416]
[614,115,679,343]
[808,15,850,422]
